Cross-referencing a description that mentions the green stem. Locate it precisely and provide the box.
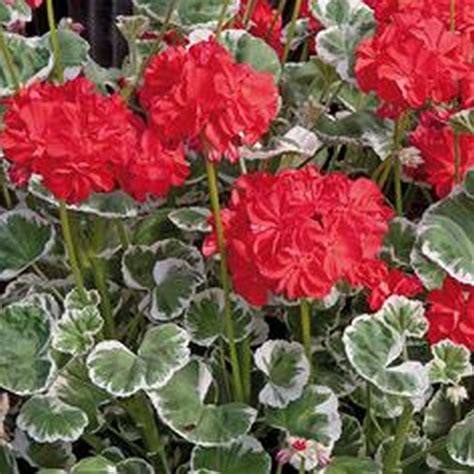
[299,456,306,474]
[46,0,64,82]
[205,160,244,402]
[115,219,130,249]
[242,0,258,27]
[89,219,115,338]
[126,394,170,474]
[218,343,232,401]
[394,157,403,216]
[216,0,231,38]
[282,0,304,63]
[383,403,414,474]
[242,336,252,402]
[400,436,447,468]
[0,168,12,209]
[364,382,372,454]
[265,0,287,42]
[300,300,313,375]
[59,200,85,295]
[0,27,20,91]
[453,132,461,185]
[275,463,283,474]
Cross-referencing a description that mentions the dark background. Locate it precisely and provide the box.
[29,0,289,67]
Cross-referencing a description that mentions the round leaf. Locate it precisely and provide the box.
[185,289,252,347]
[148,359,257,446]
[447,412,474,467]
[254,340,310,408]
[191,436,271,474]
[168,207,211,232]
[151,258,204,321]
[265,385,342,449]
[428,340,473,386]
[0,300,56,395]
[0,210,55,281]
[343,296,429,397]
[418,188,474,285]
[381,217,417,269]
[17,395,88,443]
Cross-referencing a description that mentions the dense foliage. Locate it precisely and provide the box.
[0,0,473,473]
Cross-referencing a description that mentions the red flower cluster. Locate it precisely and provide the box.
[235,0,284,56]
[139,39,279,162]
[426,277,474,351]
[0,77,189,203]
[203,166,394,306]
[355,12,469,117]
[409,109,474,197]
[360,261,423,311]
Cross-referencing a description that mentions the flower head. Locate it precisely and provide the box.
[139,38,279,162]
[204,166,393,306]
[0,78,140,203]
[426,277,474,351]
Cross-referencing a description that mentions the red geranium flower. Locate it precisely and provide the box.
[426,277,474,351]
[355,12,468,117]
[410,109,474,198]
[203,166,393,306]
[235,0,284,56]
[139,38,279,162]
[119,128,189,202]
[0,78,142,203]
[360,260,424,311]
[27,0,43,8]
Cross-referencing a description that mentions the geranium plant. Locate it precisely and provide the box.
[0,0,473,472]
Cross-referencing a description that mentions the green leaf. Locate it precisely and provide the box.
[71,456,153,474]
[447,412,474,467]
[168,207,211,232]
[381,217,417,269]
[134,0,240,28]
[351,385,405,419]
[333,415,365,457]
[52,289,103,356]
[191,436,271,474]
[0,445,19,474]
[41,30,89,74]
[17,395,88,443]
[449,108,474,134]
[311,0,374,80]
[220,29,281,81]
[0,299,55,395]
[464,168,474,198]
[185,289,252,347]
[254,340,310,408]
[265,385,342,448]
[428,340,472,385]
[148,359,257,446]
[410,238,446,291]
[0,33,53,97]
[323,456,380,473]
[151,258,204,321]
[423,389,458,439]
[0,210,55,281]
[343,296,429,397]
[50,358,109,433]
[418,188,474,285]
[86,324,190,397]
[0,0,31,26]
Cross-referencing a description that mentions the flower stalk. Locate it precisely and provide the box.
[266,0,287,42]
[46,0,64,82]
[0,27,20,91]
[383,402,414,474]
[282,0,304,63]
[216,0,231,38]
[300,299,313,375]
[59,200,85,295]
[205,159,245,402]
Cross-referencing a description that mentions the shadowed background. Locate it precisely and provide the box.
[29,0,289,67]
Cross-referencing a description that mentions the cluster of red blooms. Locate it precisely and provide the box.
[409,109,474,198]
[204,166,395,306]
[1,39,278,203]
[139,38,279,162]
[426,277,474,351]
[357,0,474,196]
[0,77,189,203]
